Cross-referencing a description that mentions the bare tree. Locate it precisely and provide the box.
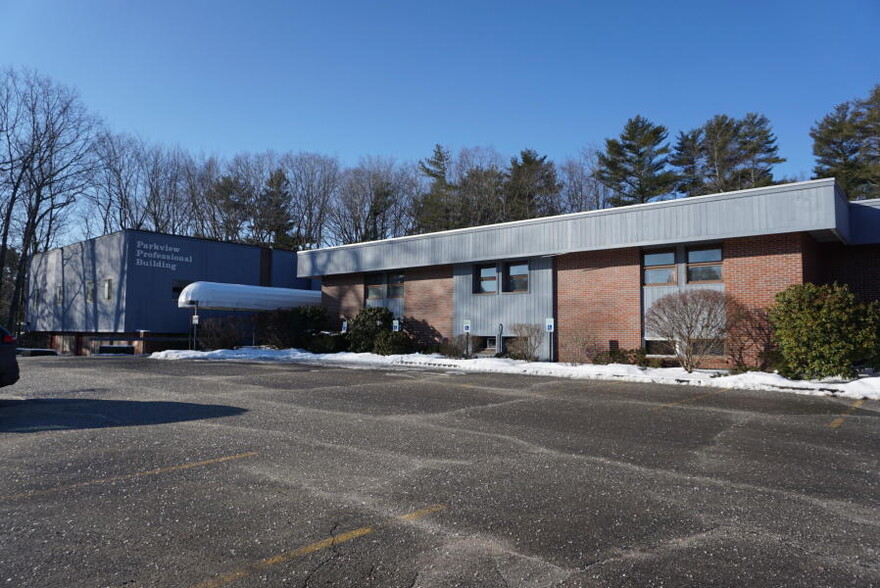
[644,289,731,372]
[508,323,544,361]
[0,68,99,328]
[281,152,340,249]
[560,147,608,212]
[327,156,416,245]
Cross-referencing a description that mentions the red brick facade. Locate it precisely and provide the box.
[817,243,880,303]
[402,265,454,346]
[322,273,365,327]
[724,232,814,308]
[555,247,643,362]
[321,266,454,345]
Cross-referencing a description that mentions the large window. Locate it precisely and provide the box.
[687,247,722,283]
[643,250,676,286]
[387,273,404,299]
[475,264,497,294]
[365,273,385,299]
[503,261,529,293]
[103,279,113,301]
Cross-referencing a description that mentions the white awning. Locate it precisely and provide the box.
[177,281,321,311]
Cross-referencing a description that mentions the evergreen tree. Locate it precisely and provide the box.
[811,85,880,200]
[412,144,457,233]
[671,113,785,196]
[503,149,562,221]
[254,168,295,248]
[597,115,677,206]
[669,129,704,197]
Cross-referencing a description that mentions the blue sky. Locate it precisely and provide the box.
[1,0,878,180]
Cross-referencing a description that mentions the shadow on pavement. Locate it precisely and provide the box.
[0,398,247,433]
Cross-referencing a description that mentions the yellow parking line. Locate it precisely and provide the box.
[651,390,722,411]
[0,451,258,501]
[191,504,447,588]
[829,399,866,429]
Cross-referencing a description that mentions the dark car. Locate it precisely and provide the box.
[0,325,20,387]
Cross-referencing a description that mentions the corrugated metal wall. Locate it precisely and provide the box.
[299,180,844,277]
[452,257,554,359]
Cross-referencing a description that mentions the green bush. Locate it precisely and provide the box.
[254,306,329,349]
[769,283,880,379]
[306,332,349,354]
[348,307,394,352]
[373,331,416,355]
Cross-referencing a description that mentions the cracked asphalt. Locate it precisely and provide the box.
[0,356,878,587]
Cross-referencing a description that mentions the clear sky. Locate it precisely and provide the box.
[1,0,878,180]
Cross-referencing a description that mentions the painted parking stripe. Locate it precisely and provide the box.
[651,390,722,411]
[0,451,259,501]
[191,504,447,588]
[829,399,866,429]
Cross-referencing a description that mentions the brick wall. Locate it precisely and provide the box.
[321,273,364,328]
[403,265,454,346]
[556,247,642,362]
[725,233,810,308]
[321,267,454,344]
[818,243,880,303]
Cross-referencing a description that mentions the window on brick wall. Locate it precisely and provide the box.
[643,250,676,286]
[474,264,498,294]
[502,261,529,293]
[686,246,722,283]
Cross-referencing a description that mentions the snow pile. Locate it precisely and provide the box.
[149,348,880,400]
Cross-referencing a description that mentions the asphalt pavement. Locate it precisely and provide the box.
[0,356,878,587]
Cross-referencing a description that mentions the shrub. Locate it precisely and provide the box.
[306,332,349,354]
[374,331,416,355]
[254,306,328,349]
[198,316,250,350]
[645,289,731,372]
[348,307,394,352]
[562,333,601,365]
[592,347,662,368]
[507,323,544,361]
[769,283,880,378]
[439,334,470,358]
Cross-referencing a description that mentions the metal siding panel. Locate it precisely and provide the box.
[452,257,553,359]
[299,181,843,277]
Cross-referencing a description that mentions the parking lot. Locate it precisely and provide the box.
[1,356,878,587]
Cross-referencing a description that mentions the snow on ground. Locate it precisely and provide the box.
[149,347,880,401]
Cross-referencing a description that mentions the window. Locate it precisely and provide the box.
[387,273,404,299]
[85,280,95,303]
[645,339,675,355]
[687,247,722,283]
[365,273,384,299]
[475,264,497,294]
[33,288,41,309]
[54,286,63,305]
[643,250,676,286]
[103,279,113,301]
[503,261,529,293]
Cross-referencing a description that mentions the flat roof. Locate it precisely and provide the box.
[298,179,850,277]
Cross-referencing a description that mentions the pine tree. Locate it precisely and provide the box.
[669,129,704,197]
[738,113,785,189]
[811,85,880,200]
[503,149,562,221]
[412,144,457,233]
[597,116,677,206]
[671,113,785,196]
